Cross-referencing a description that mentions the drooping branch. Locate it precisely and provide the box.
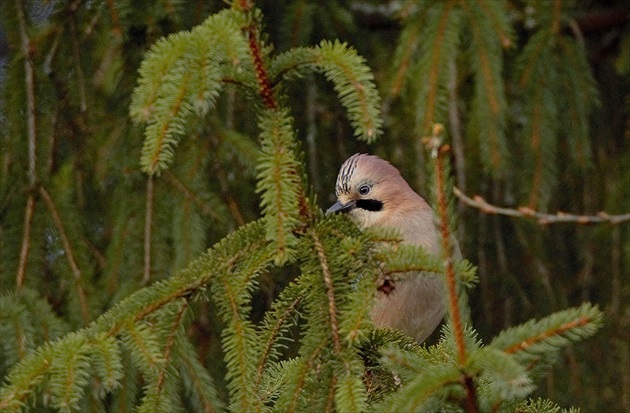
[425,125,478,413]
[1,223,269,409]
[163,171,225,223]
[16,0,37,184]
[453,187,630,225]
[15,0,38,291]
[16,195,35,290]
[242,0,278,110]
[423,0,456,133]
[503,317,591,355]
[154,300,189,400]
[105,0,123,38]
[39,187,90,325]
[254,294,303,390]
[69,14,87,112]
[312,231,341,354]
[143,176,154,284]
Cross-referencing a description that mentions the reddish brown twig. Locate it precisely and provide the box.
[242,1,277,110]
[453,187,630,225]
[425,125,478,413]
[503,317,592,355]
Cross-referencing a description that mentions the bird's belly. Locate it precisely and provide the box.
[370,275,444,343]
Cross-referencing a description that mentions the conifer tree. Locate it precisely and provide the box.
[1,1,628,412]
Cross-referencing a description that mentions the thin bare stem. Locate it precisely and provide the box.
[453,187,630,225]
[15,0,38,290]
[143,175,154,284]
[16,0,37,184]
[39,187,90,325]
[16,195,35,290]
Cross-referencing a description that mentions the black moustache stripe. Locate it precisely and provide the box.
[356,199,383,212]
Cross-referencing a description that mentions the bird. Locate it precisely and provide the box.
[327,153,445,343]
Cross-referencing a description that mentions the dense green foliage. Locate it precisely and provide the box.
[1,1,628,412]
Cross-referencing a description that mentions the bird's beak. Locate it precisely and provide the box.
[326,200,356,215]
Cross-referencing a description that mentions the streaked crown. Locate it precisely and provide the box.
[335,153,401,197]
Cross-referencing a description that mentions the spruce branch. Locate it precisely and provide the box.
[137,301,189,413]
[268,41,383,142]
[163,171,225,223]
[0,222,269,409]
[246,20,278,110]
[312,230,342,354]
[0,343,55,413]
[453,187,630,225]
[105,0,123,38]
[14,0,38,292]
[493,303,603,357]
[448,61,467,199]
[15,0,37,185]
[90,334,124,393]
[255,292,304,392]
[154,300,188,404]
[15,195,35,290]
[143,176,154,284]
[551,0,563,34]
[527,82,556,209]
[209,159,247,226]
[473,0,513,48]
[461,0,508,173]
[489,303,603,384]
[130,9,252,174]
[39,187,90,325]
[425,124,478,413]
[49,333,91,412]
[176,335,223,413]
[315,40,383,142]
[69,15,87,113]
[425,126,467,366]
[420,0,458,134]
[122,320,163,379]
[274,338,329,413]
[142,69,194,175]
[256,109,304,265]
[210,234,276,412]
[518,29,551,87]
[376,243,445,276]
[387,21,422,100]
[377,364,462,413]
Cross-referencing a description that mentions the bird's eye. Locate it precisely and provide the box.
[358,184,371,196]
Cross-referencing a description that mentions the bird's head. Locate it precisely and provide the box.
[326,153,419,228]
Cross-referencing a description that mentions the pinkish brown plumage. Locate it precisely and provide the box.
[327,153,445,343]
